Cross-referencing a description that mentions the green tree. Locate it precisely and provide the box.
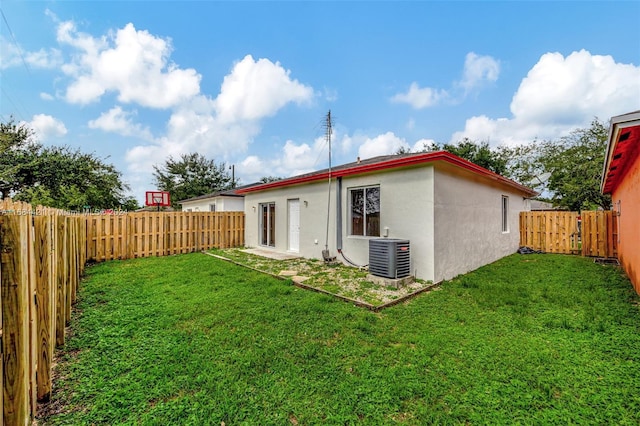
[402,138,510,176]
[0,117,41,198]
[537,119,610,210]
[491,119,610,210]
[1,118,137,210]
[259,176,283,183]
[153,153,236,209]
[441,139,510,176]
[15,145,137,211]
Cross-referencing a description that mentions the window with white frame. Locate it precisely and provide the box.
[350,186,380,236]
[501,195,509,233]
[209,203,216,212]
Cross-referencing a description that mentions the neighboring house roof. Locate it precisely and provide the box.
[135,206,176,212]
[178,182,260,204]
[602,110,640,194]
[236,151,537,197]
[530,200,557,210]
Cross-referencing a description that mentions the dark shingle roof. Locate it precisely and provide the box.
[178,182,261,203]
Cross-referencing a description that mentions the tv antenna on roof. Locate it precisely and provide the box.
[322,110,334,261]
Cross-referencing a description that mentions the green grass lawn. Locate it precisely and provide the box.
[39,253,640,425]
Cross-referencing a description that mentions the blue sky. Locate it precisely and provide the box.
[2,1,639,204]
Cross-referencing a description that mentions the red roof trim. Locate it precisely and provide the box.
[602,111,640,195]
[237,151,536,196]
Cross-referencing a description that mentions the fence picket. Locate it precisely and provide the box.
[34,216,53,402]
[0,214,31,425]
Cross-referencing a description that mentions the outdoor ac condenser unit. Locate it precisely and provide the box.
[368,239,410,279]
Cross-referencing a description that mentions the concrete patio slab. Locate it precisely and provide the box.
[241,248,301,261]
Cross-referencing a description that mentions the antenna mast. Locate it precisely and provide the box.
[324,110,333,253]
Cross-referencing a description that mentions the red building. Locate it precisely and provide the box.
[602,110,640,294]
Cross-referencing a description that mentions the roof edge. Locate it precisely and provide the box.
[601,111,640,194]
[237,151,537,197]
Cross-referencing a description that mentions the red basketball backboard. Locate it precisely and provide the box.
[145,191,171,207]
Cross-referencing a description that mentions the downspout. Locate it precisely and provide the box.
[336,177,342,251]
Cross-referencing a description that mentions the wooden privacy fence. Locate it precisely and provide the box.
[1,200,245,425]
[520,210,618,258]
[85,211,244,262]
[1,199,85,425]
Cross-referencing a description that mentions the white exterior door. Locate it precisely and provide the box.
[288,199,300,252]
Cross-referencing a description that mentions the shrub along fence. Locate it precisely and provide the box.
[0,199,245,425]
[519,210,618,258]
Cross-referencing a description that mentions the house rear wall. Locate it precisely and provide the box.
[244,181,338,259]
[433,163,527,282]
[243,162,530,283]
[181,196,244,212]
[244,167,437,281]
[338,166,436,282]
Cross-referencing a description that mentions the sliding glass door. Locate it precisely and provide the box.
[260,202,276,247]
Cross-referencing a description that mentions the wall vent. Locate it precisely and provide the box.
[368,239,410,279]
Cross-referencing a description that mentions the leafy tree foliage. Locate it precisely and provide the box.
[1,117,137,210]
[259,176,283,183]
[441,139,510,176]
[153,153,236,208]
[535,119,610,210]
[396,119,610,210]
[0,118,40,199]
[400,138,510,175]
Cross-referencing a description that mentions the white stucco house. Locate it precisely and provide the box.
[237,151,537,283]
[179,183,258,212]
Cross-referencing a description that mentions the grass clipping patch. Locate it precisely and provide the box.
[211,248,432,306]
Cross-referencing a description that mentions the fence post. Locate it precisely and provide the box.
[34,216,53,402]
[1,214,31,425]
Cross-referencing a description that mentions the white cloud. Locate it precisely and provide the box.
[340,134,355,155]
[323,87,338,102]
[40,92,54,101]
[236,132,338,183]
[34,17,316,194]
[57,21,201,108]
[281,140,314,169]
[123,53,315,177]
[88,106,153,140]
[358,132,408,159]
[239,156,266,181]
[511,50,639,123]
[458,52,500,93]
[391,52,500,109]
[391,82,448,109]
[214,55,314,123]
[125,104,260,174]
[451,50,640,146]
[27,114,67,141]
[412,138,437,152]
[0,36,63,70]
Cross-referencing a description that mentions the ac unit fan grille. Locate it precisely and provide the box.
[369,239,410,279]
